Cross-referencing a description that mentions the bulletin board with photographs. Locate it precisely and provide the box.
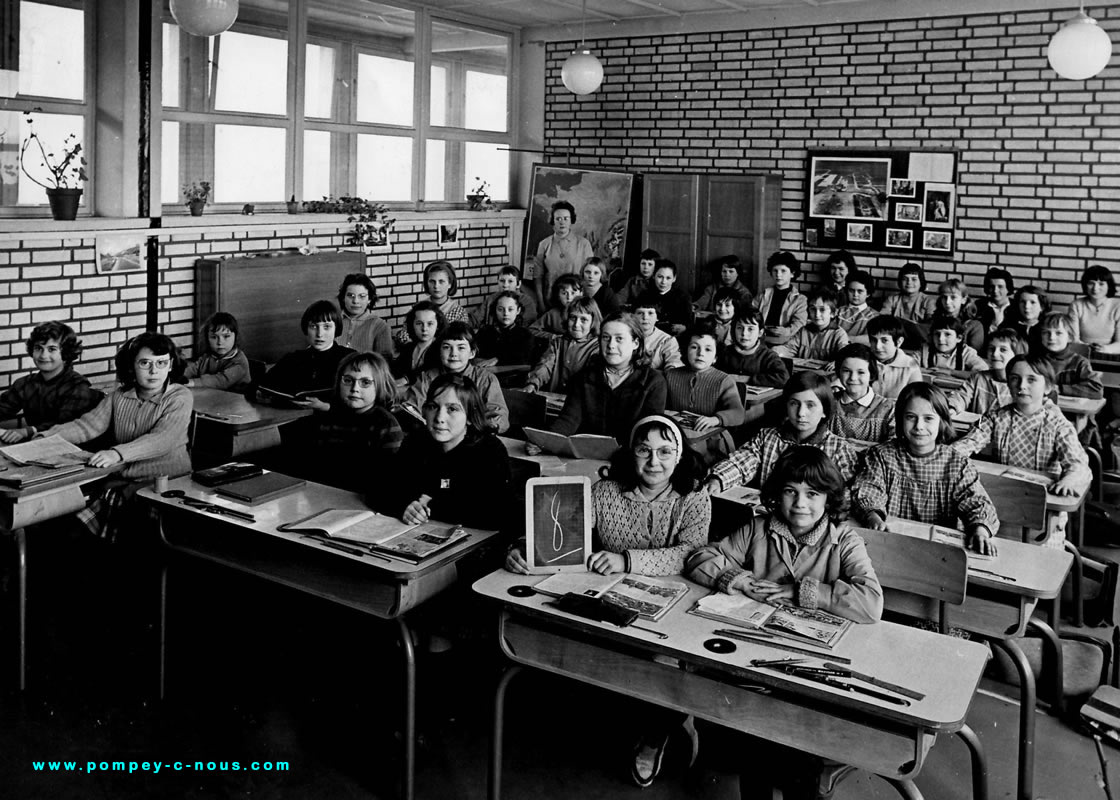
[802,148,958,260]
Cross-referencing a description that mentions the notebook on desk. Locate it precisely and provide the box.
[214,472,306,504]
[0,462,85,489]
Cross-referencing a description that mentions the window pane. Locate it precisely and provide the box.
[429,20,509,132]
[304,130,331,202]
[465,70,507,132]
[0,111,21,206]
[465,142,508,202]
[305,44,335,120]
[356,54,413,126]
[162,23,180,107]
[430,66,447,127]
[214,125,286,202]
[425,139,446,202]
[15,1,84,101]
[213,31,287,115]
[15,111,85,205]
[161,121,180,206]
[356,134,411,201]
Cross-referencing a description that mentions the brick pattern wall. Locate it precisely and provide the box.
[545,7,1120,309]
[0,216,516,389]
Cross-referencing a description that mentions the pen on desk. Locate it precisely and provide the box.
[969,567,1017,582]
[300,536,366,558]
[630,624,669,640]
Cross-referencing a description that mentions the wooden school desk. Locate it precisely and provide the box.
[865,522,1073,800]
[970,459,1088,547]
[141,475,503,800]
[0,456,116,690]
[731,375,782,407]
[476,569,990,800]
[499,436,609,480]
[189,387,312,465]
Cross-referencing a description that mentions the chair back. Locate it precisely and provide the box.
[503,388,547,435]
[976,469,1049,540]
[858,526,969,632]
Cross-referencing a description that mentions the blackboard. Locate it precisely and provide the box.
[524,476,592,574]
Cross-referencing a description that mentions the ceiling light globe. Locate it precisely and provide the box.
[1047,12,1113,80]
[170,0,240,38]
[561,50,604,95]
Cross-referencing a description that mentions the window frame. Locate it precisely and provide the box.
[158,2,517,214]
[1,0,96,218]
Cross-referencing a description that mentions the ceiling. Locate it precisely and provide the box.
[415,0,884,31]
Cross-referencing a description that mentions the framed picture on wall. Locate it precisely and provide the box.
[923,184,955,229]
[808,156,891,221]
[895,203,923,223]
[522,165,638,287]
[847,222,873,243]
[924,230,952,252]
[889,178,916,198]
[886,229,913,249]
[438,223,460,246]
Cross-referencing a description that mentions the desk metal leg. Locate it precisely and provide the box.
[1027,618,1065,715]
[991,639,1034,800]
[489,664,522,800]
[15,527,26,691]
[955,723,988,800]
[883,779,923,799]
[159,562,168,700]
[396,617,417,800]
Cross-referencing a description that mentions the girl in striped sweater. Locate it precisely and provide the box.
[665,320,746,465]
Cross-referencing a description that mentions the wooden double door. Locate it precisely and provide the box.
[642,173,782,297]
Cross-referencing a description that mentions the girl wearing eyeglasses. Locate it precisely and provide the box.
[301,351,403,493]
[505,415,710,787]
[48,332,193,541]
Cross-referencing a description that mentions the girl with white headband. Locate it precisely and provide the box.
[506,414,710,788]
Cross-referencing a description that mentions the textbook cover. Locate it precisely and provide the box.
[534,572,688,621]
[214,472,306,505]
[523,427,619,460]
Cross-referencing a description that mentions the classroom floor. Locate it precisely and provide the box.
[0,527,1116,800]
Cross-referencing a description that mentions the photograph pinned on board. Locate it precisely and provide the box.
[823,219,837,238]
[846,222,873,243]
[805,228,819,247]
[808,156,891,221]
[886,228,913,249]
[923,230,952,252]
[889,178,916,198]
[895,203,923,223]
[438,223,460,246]
[97,234,144,273]
[923,183,955,229]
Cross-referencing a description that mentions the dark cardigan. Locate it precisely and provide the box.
[551,362,667,443]
[382,430,512,531]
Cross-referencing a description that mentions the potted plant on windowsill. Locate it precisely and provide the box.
[19,109,88,221]
[347,198,396,252]
[466,177,493,211]
[183,181,211,216]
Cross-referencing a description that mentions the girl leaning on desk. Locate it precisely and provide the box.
[47,332,193,543]
[686,446,883,800]
[506,415,711,789]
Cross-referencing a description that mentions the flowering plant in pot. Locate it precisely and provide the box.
[183,181,212,216]
[19,110,88,221]
[466,177,493,211]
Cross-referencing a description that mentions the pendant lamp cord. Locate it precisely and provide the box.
[580,0,587,47]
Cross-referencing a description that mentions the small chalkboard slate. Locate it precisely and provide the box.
[524,476,592,574]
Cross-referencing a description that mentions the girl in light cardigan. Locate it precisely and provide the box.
[49,332,193,540]
[756,250,807,346]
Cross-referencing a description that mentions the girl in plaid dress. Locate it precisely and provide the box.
[852,382,999,555]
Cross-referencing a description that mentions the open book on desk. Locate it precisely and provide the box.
[257,386,333,404]
[689,592,852,649]
[0,435,91,468]
[886,518,996,562]
[523,427,619,460]
[534,572,688,621]
[278,509,470,562]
